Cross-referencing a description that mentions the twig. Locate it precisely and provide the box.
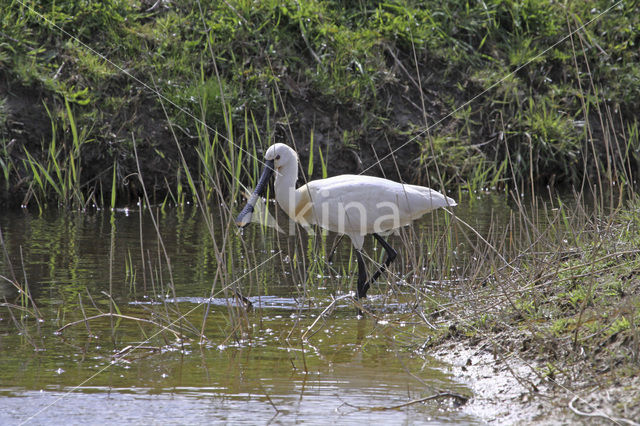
[112,345,161,359]
[0,302,34,313]
[221,0,248,25]
[342,391,469,411]
[295,3,323,69]
[4,297,40,349]
[233,290,253,310]
[77,293,91,335]
[490,342,541,393]
[259,382,282,414]
[301,294,352,340]
[326,234,345,263]
[56,313,184,340]
[568,396,640,426]
[384,45,423,96]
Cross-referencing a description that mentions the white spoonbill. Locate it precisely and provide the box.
[236,143,456,300]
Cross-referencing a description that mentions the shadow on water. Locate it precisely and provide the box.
[0,192,539,424]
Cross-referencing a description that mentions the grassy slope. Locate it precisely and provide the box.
[1,0,639,207]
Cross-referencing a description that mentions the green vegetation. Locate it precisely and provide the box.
[417,192,640,422]
[1,0,639,207]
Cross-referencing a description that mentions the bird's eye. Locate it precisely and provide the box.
[275,155,281,160]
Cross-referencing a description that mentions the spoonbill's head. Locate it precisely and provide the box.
[264,143,297,175]
[236,143,296,227]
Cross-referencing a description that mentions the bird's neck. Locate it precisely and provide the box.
[274,162,299,217]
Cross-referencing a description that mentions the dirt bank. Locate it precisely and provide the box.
[433,336,639,424]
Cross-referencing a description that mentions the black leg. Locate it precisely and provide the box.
[354,234,397,300]
[353,234,397,315]
[366,233,397,289]
[355,249,368,299]
[355,249,368,316]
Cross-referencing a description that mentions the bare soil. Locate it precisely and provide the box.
[434,336,640,424]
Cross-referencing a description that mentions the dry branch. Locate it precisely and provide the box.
[342,391,469,411]
[56,313,184,340]
[568,396,640,426]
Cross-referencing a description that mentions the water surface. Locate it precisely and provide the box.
[0,193,522,424]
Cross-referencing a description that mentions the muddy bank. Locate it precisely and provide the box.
[433,337,640,424]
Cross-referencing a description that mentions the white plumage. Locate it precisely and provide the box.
[237,143,456,303]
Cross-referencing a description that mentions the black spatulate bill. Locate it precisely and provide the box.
[235,159,275,227]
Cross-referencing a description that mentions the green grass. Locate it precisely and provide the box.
[0,0,639,207]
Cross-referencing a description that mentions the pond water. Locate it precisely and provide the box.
[0,193,525,425]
